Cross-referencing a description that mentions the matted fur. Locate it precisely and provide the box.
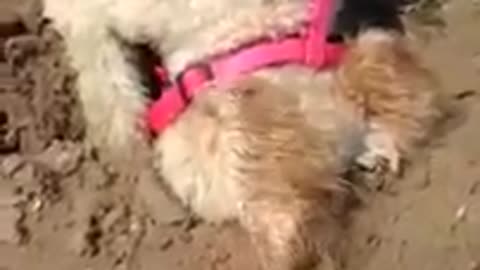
[43,0,441,269]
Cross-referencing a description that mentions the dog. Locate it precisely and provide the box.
[43,0,441,269]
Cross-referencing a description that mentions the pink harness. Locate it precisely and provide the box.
[147,0,345,134]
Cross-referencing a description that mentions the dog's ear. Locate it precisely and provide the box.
[328,0,405,41]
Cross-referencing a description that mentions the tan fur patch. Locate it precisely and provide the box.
[332,30,442,171]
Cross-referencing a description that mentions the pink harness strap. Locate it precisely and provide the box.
[147,0,345,134]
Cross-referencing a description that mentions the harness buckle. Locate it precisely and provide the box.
[174,61,214,104]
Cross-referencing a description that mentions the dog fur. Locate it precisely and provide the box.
[43,0,442,269]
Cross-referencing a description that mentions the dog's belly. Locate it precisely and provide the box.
[153,68,338,223]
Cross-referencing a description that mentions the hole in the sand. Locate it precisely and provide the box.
[0,111,8,126]
[454,89,477,100]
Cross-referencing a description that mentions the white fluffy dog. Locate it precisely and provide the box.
[43,0,441,269]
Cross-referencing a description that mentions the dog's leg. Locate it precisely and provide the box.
[43,0,150,162]
[238,194,341,270]
[332,29,441,173]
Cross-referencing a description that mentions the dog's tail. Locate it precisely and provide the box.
[332,29,443,171]
[44,0,149,160]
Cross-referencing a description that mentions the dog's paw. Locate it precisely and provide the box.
[356,130,401,174]
[355,150,393,173]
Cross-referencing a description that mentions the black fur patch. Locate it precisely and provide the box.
[328,0,407,41]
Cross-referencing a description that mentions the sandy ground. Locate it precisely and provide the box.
[1,0,480,269]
